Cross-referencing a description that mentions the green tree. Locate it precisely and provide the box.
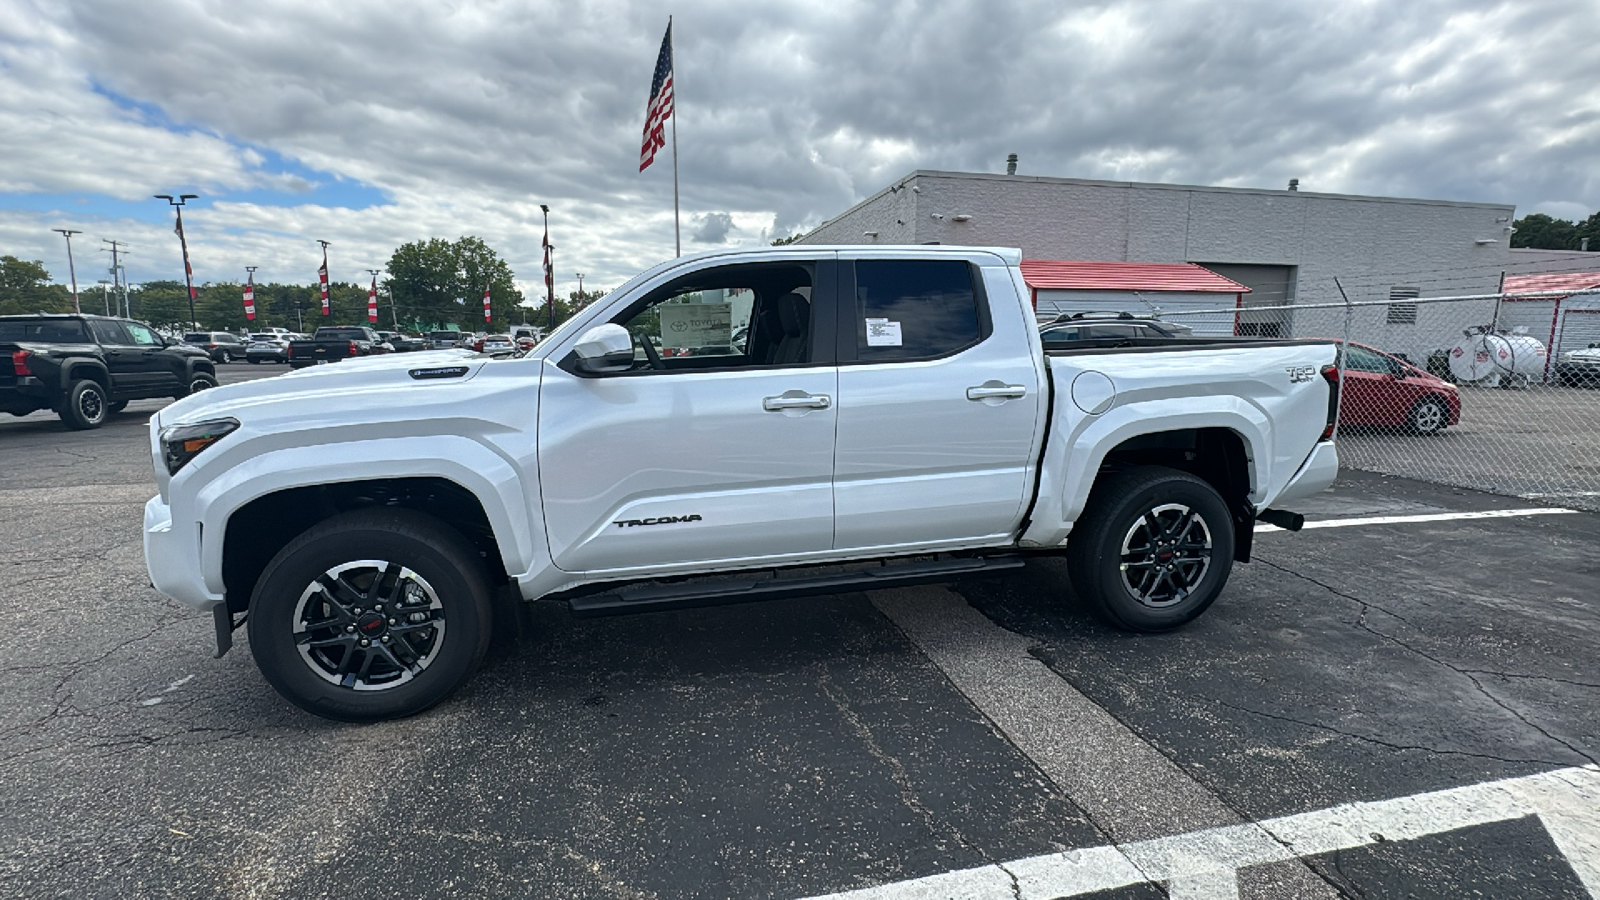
[385,236,521,331]
[770,233,805,246]
[1510,212,1600,251]
[0,256,71,315]
[130,281,194,331]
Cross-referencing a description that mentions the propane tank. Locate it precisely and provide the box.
[1447,326,1548,388]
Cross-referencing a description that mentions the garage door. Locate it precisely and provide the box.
[1192,263,1295,338]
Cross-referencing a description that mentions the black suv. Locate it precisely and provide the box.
[183,331,249,363]
[1,314,218,429]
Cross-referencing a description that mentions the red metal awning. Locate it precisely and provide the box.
[1503,271,1600,301]
[1020,260,1250,293]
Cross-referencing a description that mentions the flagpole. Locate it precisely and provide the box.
[669,16,680,257]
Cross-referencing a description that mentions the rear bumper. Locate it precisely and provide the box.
[1273,441,1340,507]
[143,495,223,611]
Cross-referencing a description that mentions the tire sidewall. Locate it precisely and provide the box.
[247,514,491,721]
[61,379,108,429]
[186,373,217,397]
[1072,470,1235,632]
[1410,397,1445,435]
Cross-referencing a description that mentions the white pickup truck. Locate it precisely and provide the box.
[143,246,1340,721]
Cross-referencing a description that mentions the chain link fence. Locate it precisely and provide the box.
[1156,284,1600,512]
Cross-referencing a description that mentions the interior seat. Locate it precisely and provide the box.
[770,293,810,365]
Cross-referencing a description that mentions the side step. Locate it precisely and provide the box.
[567,555,1026,618]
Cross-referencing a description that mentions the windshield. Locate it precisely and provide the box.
[249,334,277,341]
[0,319,90,343]
[316,328,367,339]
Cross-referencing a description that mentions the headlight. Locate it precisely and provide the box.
[161,418,239,475]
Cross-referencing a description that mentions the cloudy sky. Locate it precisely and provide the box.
[2,0,1597,302]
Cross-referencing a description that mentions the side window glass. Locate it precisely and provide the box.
[90,320,130,344]
[854,260,982,361]
[125,323,161,347]
[610,263,815,370]
[1344,346,1388,373]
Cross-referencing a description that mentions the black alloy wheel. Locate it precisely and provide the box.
[1067,466,1235,632]
[247,509,492,721]
[184,373,217,397]
[59,379,109,430]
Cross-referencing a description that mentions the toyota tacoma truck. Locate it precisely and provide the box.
[142,246,1340,721]
[2,313,217,429]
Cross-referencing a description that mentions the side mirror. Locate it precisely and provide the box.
[573,323,635,374]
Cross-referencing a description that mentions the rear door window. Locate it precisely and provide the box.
[850,260,985,362]
[90,320,132,344]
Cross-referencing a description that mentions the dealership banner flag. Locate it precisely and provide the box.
[318,251,331,315]
[175,213,197,300]
[368,276,379,323]
[542,225,553,309]
[243,272,255,321]
[483,282,492,323]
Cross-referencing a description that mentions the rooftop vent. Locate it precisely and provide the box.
[1288,178,1299,191]
[1006,153,1018,175]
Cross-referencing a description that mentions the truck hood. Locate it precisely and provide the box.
[157,349,486,428]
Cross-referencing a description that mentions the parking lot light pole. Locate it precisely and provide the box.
[52,229,82,313]
[154,194,200,325]
[576,272,584,303]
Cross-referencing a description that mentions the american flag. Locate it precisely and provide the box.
[368,275,379,323]
[243,272,255,321]
[638,22,673,172]
[482,281,492,323]
[318,252,330,315]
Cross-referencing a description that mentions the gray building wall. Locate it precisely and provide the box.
[803,171,1518,360]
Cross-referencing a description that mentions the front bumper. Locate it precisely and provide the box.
[143,495,223,611]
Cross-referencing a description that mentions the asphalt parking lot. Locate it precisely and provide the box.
[1,363,1597,899]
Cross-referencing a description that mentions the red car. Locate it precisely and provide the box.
[1333,341,1461,435]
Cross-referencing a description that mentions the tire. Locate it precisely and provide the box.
[1066,466,1235,632]
[1407,396,1448,436]
[58,379,109,430]
[181,372,218,398]
[107,400,129,414]
[247,509,494,721]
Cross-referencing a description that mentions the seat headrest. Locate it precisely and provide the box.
[777,293,809,337]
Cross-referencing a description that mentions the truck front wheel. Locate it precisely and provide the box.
[247,509,493,721]
[1067,466,1235,632]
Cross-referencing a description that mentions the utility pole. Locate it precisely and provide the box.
[101,239,130,317]
[53,229,82,313]
[154,194,200,325]
[540,204,554,331]
[97,279,111,315]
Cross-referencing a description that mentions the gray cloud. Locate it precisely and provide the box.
[2,0,1597,293]
[690,211,737,243]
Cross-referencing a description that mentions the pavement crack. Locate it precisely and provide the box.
[815,666,990,865]
[1457,669,1600,690]
[1202,697,1577,767]
[995,860,1023,900]
[1255,559,1598,767]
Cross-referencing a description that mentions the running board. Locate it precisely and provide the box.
[566,555,1026,618]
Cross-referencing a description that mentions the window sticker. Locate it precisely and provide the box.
[865,318,903,347]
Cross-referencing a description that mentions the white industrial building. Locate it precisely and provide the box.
[800,168,1519,361]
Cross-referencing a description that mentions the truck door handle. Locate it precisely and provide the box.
[763,391,831,411]
[966,383,1027,400]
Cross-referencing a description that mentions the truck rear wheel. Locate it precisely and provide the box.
[59,379,109,430]
[247,509,493,721]
[1067,466,1235,632]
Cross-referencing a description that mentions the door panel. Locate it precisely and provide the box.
[88,320,144,391]
[833,260,1044,549]
[537,365,837,573]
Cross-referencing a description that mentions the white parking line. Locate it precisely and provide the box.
[798,764,1600,900]
[1256,507,1578,532]
[869,587,1340,899]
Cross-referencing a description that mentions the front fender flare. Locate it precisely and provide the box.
[181,435,541,598]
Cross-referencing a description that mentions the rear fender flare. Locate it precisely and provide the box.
[58,358,110,392]
[1022,397,1269,546]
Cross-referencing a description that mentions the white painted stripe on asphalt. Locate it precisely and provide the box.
[1255,507,1578,532]
[868,588,1340,899]
[798,764,1600,900]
